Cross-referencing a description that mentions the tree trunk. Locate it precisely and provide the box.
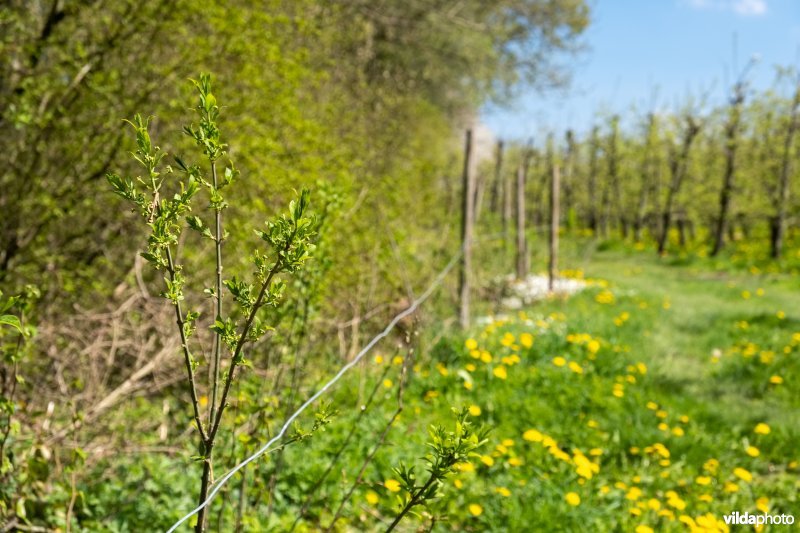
[549,164,560,292]
[772,82,800,258]
[515,163,528,280]
[587,126,599,234]
[563,130,576,230]
[635,113,657,242]
[658,115,701,254]
[711,83,745,256]
[458,130,474,329]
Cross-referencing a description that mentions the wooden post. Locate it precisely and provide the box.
[549,164,560,292]
[515,163,527,280]
[502,150,512,249]
[473,175,484,224]
[458,130,474,329]
[490,140,504,213]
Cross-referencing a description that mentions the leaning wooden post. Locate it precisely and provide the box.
[515,163,527,280]
[549,163,561,292]
[458,130,474,329]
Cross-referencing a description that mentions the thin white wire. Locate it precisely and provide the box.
[166,247,464,532]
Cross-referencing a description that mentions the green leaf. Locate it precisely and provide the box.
[0,315,22,333]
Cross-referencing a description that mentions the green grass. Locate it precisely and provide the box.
[280,239,800,532]
[78,238,800,531]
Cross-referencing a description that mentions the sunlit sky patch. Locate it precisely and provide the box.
[482,0,800,140]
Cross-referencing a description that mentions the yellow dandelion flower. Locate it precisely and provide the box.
[671,427,684,437]
[587,339,601,354]
[698,494,713,503]
[500,332,515,347]
[495,487,512,497]
[695,476,711,486]
[463,380,473,390]
[595,290,615,304]
[366,491,379,504]
[480,455,495,467]
[468,405,481,416]
[382,379,393,388]
[656,410,668,419]
[723,482,739,493]
[647,499,661,511]
[733,467,752,482]
[565,492,581,506]
[756,496,769,513]
[480,351,492,363]
[552,356,567,367]
[568,361,584,374]
[468,503,483,516]
[465,338,478,350]
[667,496,686,511]
[454,478,463,489]
[746,446,760,457]
[520,333,533,348]
[635,526,654,533]
[769,375,784,384]
[374,355,384,364]
[646,401,658,410]
[703,458,719,473]
[523,429,543,442]
[626,487,642,501]
[502,438,515,446]
[457,462,475,473]
[493,366,508,379]
[777,310,786,319]
[508,457,523,467]
[754,423,770,435]
[384,479,401,492]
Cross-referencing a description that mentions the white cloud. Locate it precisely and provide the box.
[682,0,767,16]
[732,0,767,15]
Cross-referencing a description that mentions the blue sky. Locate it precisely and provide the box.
[482,0,800,140]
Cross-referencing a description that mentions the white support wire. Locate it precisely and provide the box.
[166,247,464,532]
